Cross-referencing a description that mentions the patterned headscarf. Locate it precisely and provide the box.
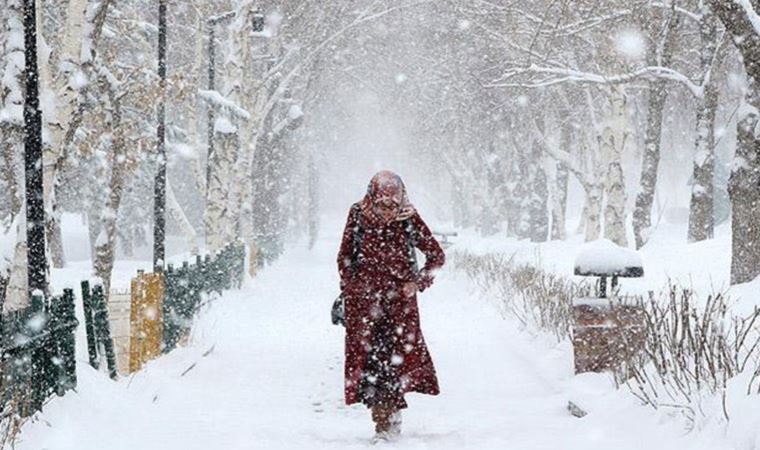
[360,170,416,222]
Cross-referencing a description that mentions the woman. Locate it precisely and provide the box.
[337,170,446,442]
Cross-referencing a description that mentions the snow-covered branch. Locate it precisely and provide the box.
[735,0,760,36]
[198,89,251,120]
[490,64,703,98]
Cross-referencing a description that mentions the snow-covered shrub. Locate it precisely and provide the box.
[450,251,580,342]
[627,287,760,429]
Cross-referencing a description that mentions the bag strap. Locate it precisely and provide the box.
[403,219,419,274]
[350,204,363,276]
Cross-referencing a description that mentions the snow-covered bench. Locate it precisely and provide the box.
[432,229,457,249]
[574,239,644,298]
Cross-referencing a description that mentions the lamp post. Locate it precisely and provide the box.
[23,0,47,298]
[153,0,167,271]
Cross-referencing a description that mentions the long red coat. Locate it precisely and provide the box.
[337,203,446,406]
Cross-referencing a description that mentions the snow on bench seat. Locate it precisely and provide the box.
[574,239,644,278]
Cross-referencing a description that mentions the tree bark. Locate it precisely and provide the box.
[632,0,679,250]
[585,182,603,242]
[602,89,629,247]
[633,79,668,249]
[204,127,238,252]
[709,0,760,283]
[166,178,199,254]
[729,105,760,284]
[687,9,719,243]
[93,75,127,295]
[550,125,570,240]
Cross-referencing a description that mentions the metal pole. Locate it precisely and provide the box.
[23,0,47,297]
[206,24,215,198]
[153,0,167,271]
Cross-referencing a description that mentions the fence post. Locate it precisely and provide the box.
[203,254,213,294]
[81,280,99,369]
[59,288,78,392]
[92,285,118,380]
[163,264,179,353]
[28,292,48,413]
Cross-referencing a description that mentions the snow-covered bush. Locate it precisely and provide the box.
[451,251,580,342]
[627,287,760,429]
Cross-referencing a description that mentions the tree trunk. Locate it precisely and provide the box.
[632,0,679,249]
[687,83,718,242]
[3,214,28,313]
[166,178,199,254]
[709,0,760,284]
[585,183,603,242]
[0,0,29,312]
[602,89,629,247]
[204,127,238,252]
[688,9,719,243]
[633,79,668,249]
[528,140,549,242]
[93,77,127,295]
[505,154,521,238]
[43,0,91,268]
[550,125,570,240]
[729,104,760,284]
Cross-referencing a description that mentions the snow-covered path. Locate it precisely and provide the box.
[17,236,714,449]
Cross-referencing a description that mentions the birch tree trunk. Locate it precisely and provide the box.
[166,178,199,254]
[3,214,27,313]
[93,77,127,295]
[602,89,629,247]
[42,0,89,268]
[585,182,603,242]
[1,0,24,221]
[205,125,238,252]
[224,5,257,245]
[2,0,27,311]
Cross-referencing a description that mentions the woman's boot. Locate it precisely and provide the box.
[388,410,402,436]
[371,405,391,434]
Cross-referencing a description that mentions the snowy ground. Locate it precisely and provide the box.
[12,216,742,449]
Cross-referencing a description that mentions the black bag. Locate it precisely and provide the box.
[331,293,345,326]
[332,206,418,327]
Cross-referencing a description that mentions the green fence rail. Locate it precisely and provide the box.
[0,290,78,418]
[0,241,245,421]
[163,242,245,353]
[81,281,118,380]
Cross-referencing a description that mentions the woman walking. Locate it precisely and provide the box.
[337,170,446,442]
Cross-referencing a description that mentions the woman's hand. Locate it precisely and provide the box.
[402,281,418,297]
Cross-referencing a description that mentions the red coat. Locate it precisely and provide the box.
[337,203,446,406]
